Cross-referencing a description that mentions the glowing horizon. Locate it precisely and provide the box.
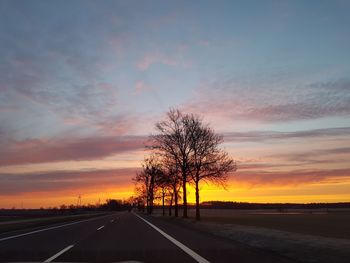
[1,0,350,208]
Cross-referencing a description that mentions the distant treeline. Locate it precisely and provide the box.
[0,199,131,216]
[198,201,350,209]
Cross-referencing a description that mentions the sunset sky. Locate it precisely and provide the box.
[0,0,350,208]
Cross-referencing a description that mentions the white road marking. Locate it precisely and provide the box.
[133,213,210,263]
[110,219,114,222]
[97,225,105,230]
[0,215,110,242]
[44,244,74,262]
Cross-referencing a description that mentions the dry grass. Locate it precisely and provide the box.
[152,208,350,263]
[155,208,350,239]
[189,209,350,239]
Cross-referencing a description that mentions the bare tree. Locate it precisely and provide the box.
[133,171,149,211]
[187,115,237,220]
[151,109,192,218]
[136,108,236,220]
[156,169,171,216]
[162,155,182,217]
[133,155,163,214]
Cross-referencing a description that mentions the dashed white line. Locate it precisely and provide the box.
[97,225,105,230]
[0,215,109,242]
[44,244,74,262]
[133,213,210,263]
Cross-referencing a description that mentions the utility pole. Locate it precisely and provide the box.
[77,194,82,207]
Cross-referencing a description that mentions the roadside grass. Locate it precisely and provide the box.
[153,208,350,239]
[149,208,350,263]
[195,209,350,239]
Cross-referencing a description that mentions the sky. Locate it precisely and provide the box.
[0,0,350,208]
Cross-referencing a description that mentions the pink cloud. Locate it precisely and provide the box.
[134,80,150,95]
[0,168,139,195]
[136,52,192,71]
[182,79,350,123]
[0,136,146,166]
[136,53,175,70]
[232,168,350,188]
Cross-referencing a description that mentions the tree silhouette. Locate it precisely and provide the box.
[186,114,237,220]
[162,155,182,217]
[151,109,193,218]
[136,108,236,220]
[134,155,163,214]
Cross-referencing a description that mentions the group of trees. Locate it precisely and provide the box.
[133,109,236,220]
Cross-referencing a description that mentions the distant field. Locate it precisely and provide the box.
[154,208,350,239]
[193,208,350,239]
[0,211,108,234]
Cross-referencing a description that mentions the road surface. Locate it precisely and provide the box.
[0,211,296,262]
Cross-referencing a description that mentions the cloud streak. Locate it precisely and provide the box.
[0,136,146,166]
[267,147,350,165]
[0,168,138,195]
[136,48,192,71]
[234,168,350,187]
[223,127,350,142]
[1,127,347,166]
[2,166,349,196]
[186,79,350,122]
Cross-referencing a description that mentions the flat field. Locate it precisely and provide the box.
[154,208,350,239]
[188,208,350,239]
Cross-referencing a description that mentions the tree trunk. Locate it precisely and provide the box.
[195,178,200,221]
[145,179,149,214]
[182,172,188,218]
[162,189,165,216]
[174,190,178,217]
[149,175,154,214]
[149,188,153,214]
[169,193,173,216]
[146,192,149,214]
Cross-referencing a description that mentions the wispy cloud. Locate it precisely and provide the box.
[185,79,350,122]
[3,166,349,195]
[134,80,150,95]
[137,53,177,71]
[0,136,146,166]
[267,147,350,165]
[136,51,192,71]
[0,0,349,205]
[233,168,350,187]
[0,168,138,195]
[222,127,350,142]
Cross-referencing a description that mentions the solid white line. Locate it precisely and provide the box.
[0,215,109,242]
[44,244,74,262]
[133,213,210,263]
[97,225,104,230]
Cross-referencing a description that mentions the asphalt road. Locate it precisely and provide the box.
[0,211,297,262]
